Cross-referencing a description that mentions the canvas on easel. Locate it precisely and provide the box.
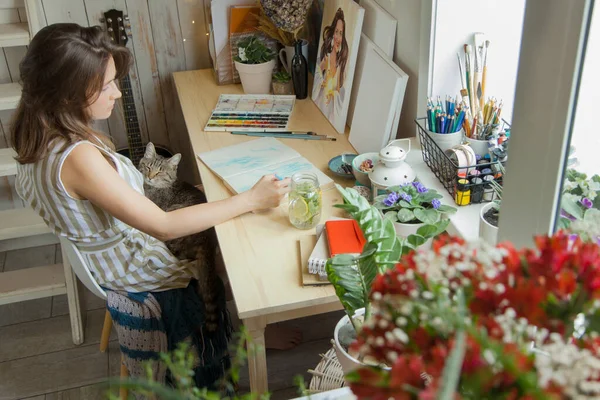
[311,0,364,134]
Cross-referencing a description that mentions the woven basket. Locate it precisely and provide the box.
[308,342,347,393]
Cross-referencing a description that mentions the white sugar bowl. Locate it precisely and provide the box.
[369,139,416,195]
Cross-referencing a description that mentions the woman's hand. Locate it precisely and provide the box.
[245,175,291,211]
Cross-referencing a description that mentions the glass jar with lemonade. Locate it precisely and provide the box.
[288,172,322,229]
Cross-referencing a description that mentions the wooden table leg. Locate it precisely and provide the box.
[61,240,84,345]
[244,316,268,394]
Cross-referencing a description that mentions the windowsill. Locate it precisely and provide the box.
[405,137,484,242]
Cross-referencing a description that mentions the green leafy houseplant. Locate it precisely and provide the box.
[325,184,450,334]
[559,169,600,240]
[107,327,309,399]
[234,36,275,65]
[373,181,457,230]
[272,70,291,83]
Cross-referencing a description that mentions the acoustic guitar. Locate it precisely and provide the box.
[102,9,173,166]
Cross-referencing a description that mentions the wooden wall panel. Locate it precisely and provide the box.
[146,0,188,167]
[123,0,169,150]
[177,0,210,71]
[40,0,88,26]
[0,0,211,184]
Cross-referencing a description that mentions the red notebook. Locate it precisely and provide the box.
[325,219,367,256]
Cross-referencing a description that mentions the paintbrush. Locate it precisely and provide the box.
[464,44,476,116]
[482,40,490,110]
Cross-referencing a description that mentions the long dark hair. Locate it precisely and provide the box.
[319,8,349,88]
[11,23,132,164]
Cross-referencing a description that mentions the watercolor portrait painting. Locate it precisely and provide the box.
[311,0,364,133]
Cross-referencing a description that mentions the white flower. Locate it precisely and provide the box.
[392,328,409,343]
[238,47,247,62]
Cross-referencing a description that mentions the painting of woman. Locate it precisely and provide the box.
[312,1,364,133]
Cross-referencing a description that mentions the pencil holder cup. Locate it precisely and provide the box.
[468,138,491,158]
[425,128,464,152]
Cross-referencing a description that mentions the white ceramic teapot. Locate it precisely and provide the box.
[368,139,416,196]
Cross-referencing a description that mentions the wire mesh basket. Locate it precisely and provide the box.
[415,117,509,206]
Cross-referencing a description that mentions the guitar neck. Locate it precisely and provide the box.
[119,74,144,166]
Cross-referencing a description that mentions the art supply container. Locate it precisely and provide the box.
[468,138,491,158]
[483,175,495,201]
[289,172,322,230]
[415,117,509,205]
[471,177,484,203]
[424,128,464,152]
[455,178,471,206]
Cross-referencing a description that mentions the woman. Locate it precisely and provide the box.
[313,7,349,127]
[11,23,290,390]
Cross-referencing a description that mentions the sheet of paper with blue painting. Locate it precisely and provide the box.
[197,137,334,194]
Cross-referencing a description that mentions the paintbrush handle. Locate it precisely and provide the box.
[482,66,488,109]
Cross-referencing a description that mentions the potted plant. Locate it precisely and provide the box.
[559,168,600,238]
[272,70,293,95]
[326,185,452,374]
[233,36,276,94]
[345,232,600,399]
[480,176,503,245]
[374,181,457,247]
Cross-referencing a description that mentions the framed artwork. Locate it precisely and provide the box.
[311,0,364,133]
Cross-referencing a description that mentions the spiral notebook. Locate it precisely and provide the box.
[298,219,365,286]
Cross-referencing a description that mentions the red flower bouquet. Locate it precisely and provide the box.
[346,233,600,399]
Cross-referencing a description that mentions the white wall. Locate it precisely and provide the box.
[571,4,600,176]
[431,0,526,123]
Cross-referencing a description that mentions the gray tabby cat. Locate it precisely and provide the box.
[139,143,220,331]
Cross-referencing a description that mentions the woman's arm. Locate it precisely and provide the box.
[60,143,289,241]
[319,55,327,74]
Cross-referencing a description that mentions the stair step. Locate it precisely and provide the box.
[0,207,51,241]
[0,82,21,111]
[0,22,29,47]
[0,147,17,177]
[0,264,66,305]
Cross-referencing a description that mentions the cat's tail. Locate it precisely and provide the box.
[194,248,220,332]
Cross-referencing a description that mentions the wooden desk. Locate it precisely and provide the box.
[173,69,355,393]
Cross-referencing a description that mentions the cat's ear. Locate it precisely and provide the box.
[168,153,182,167]
[144,142,156,159]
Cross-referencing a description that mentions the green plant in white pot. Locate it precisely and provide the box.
[373,181,456,247]
[234,36,276,94]
[326,184,449,374]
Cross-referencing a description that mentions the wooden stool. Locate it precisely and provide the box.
[100,310,128,400]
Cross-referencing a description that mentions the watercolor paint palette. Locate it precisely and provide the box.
[204,94,295,132]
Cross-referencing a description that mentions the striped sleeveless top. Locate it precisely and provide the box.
[16,139,194,292]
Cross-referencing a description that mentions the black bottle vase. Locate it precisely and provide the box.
[291,40,308,99]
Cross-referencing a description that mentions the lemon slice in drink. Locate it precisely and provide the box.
[289,197,310,222]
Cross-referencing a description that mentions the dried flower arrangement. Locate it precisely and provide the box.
[253,0,313,46]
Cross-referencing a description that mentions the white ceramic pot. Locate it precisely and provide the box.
[333,308,365,375]
[333,308,392,376]
[351,152,379,187]
[480,202,499,245]
[234,59,276,94]
[279,39,309,74]
[426,128,464,152]
[468,138,490,158]
[393,221,433,249]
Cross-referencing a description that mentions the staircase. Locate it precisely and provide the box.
[0,1,84,344]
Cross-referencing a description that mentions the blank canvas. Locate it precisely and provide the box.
[359,0,397,58]
[349,45,409,154]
